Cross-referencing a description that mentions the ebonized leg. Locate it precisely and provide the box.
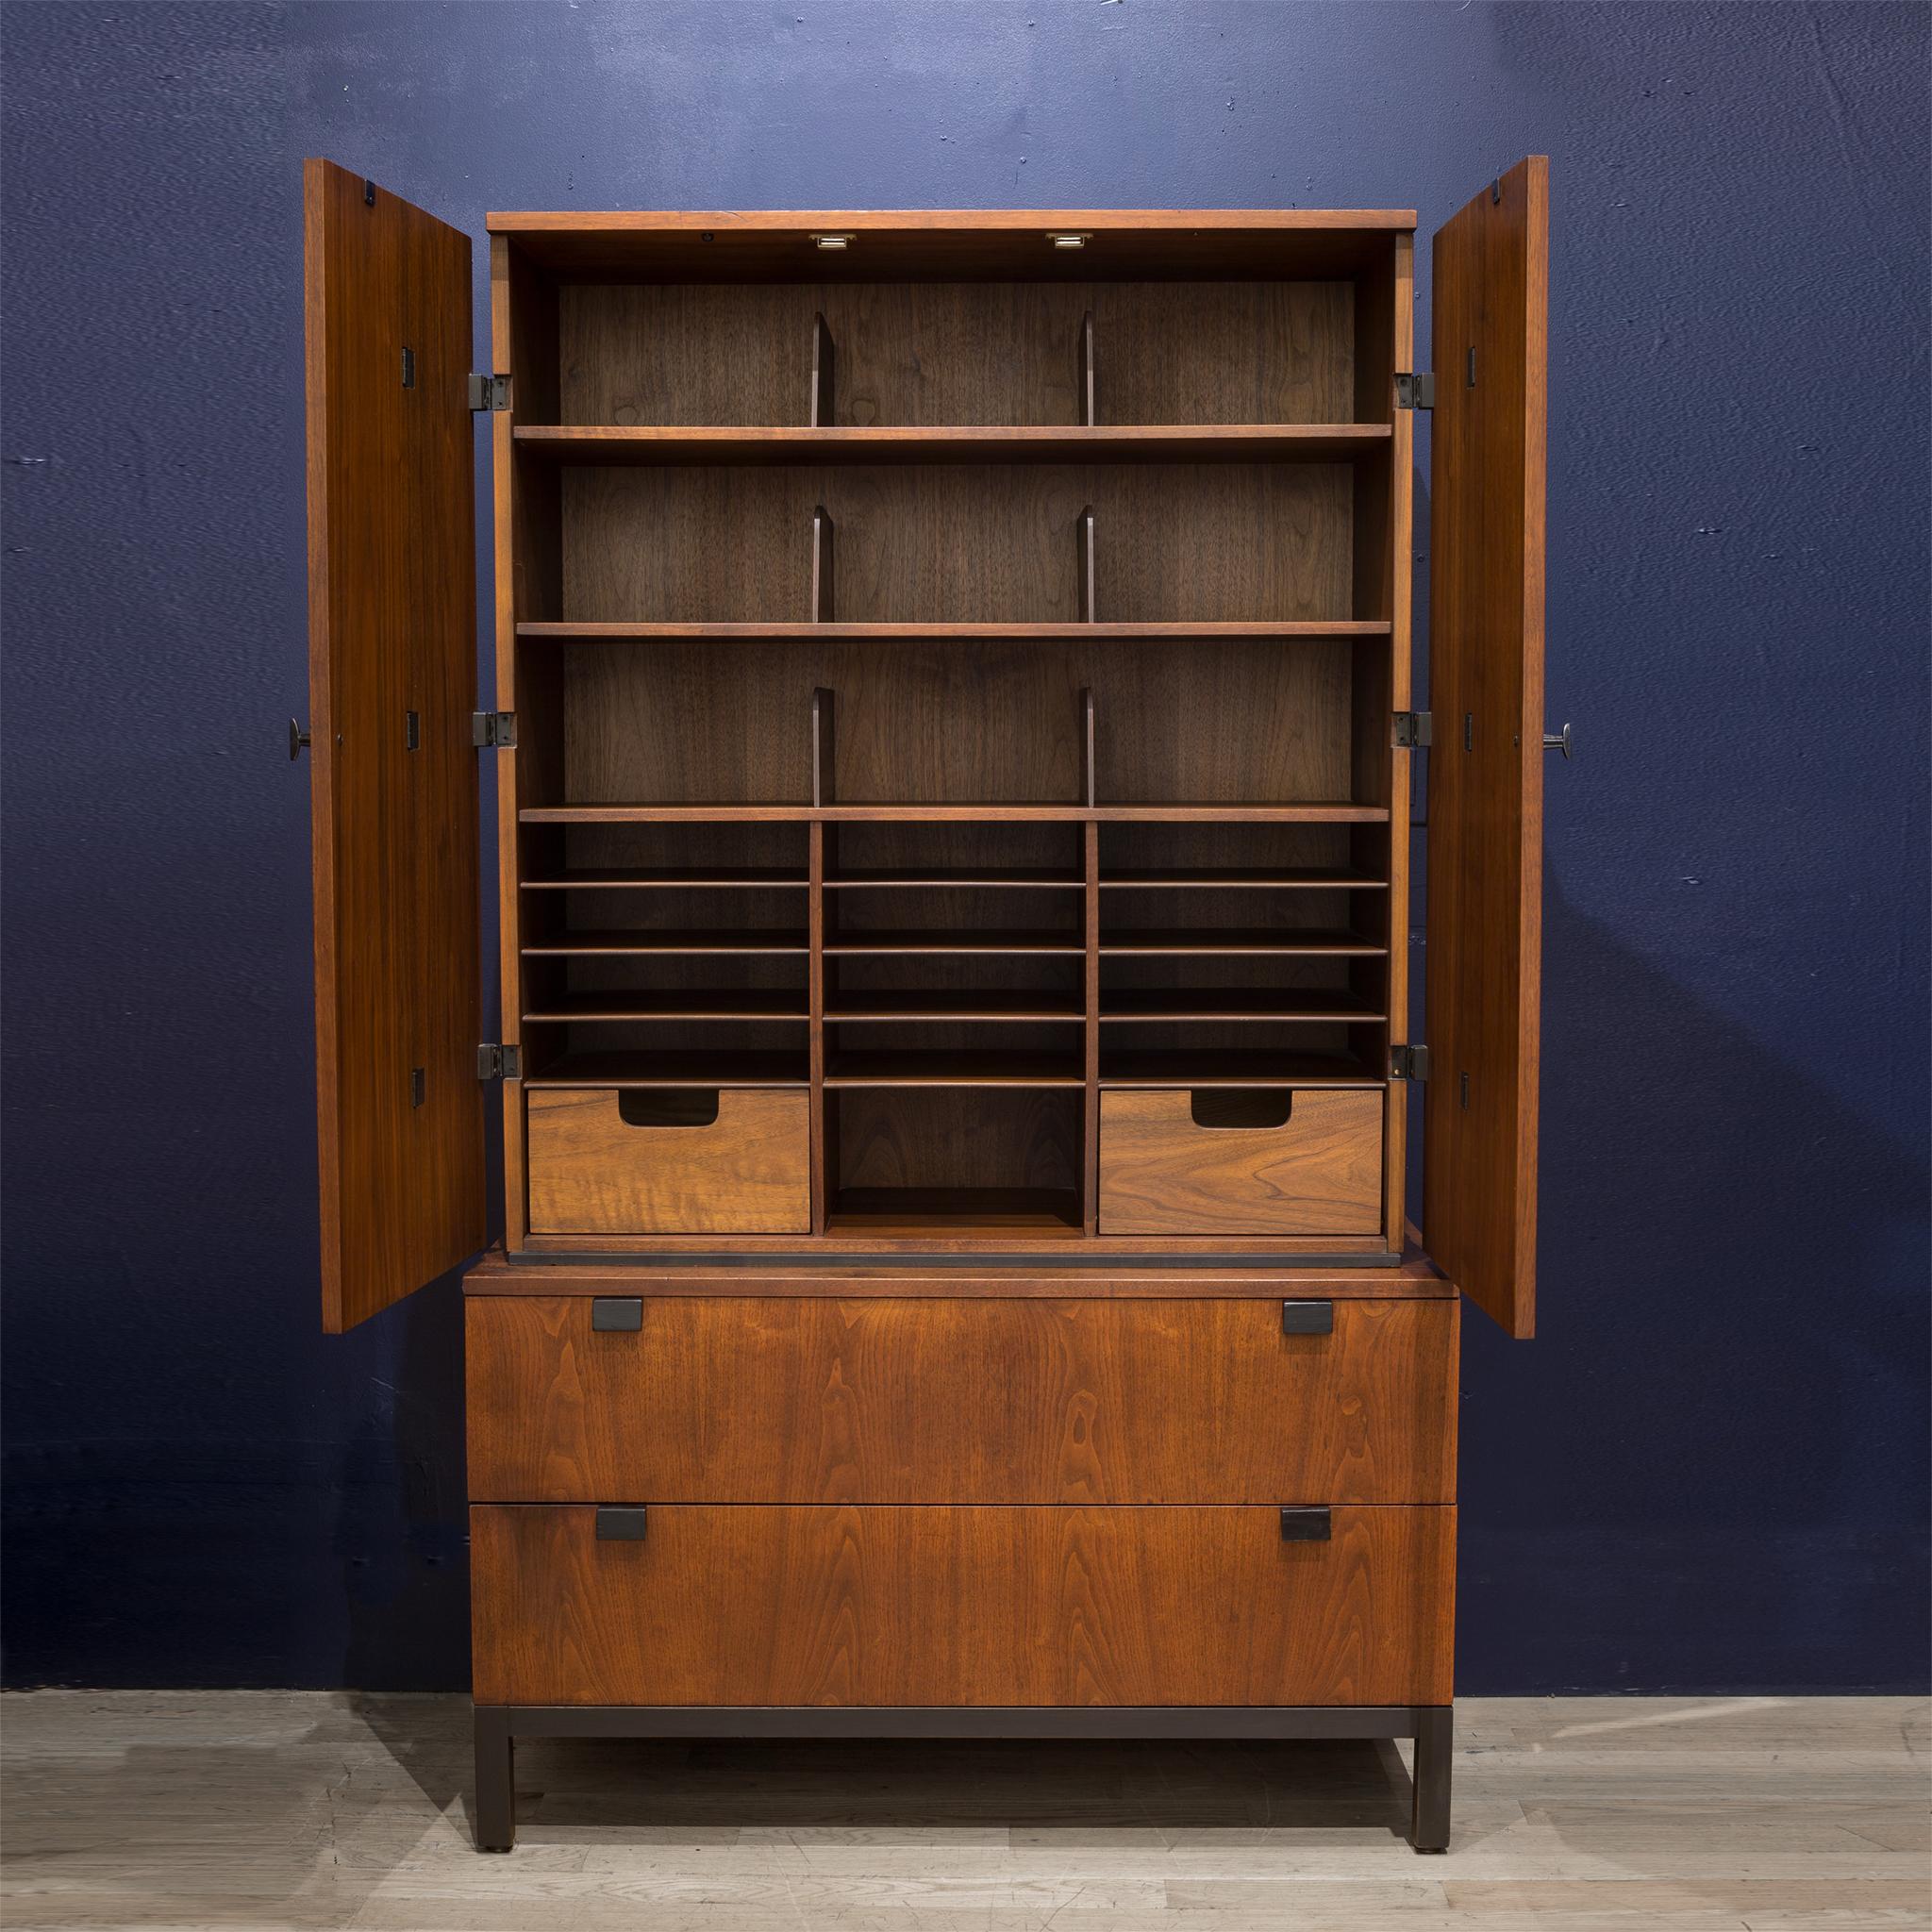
[474,1706,515,1852]
[1409,1705,1452,1853]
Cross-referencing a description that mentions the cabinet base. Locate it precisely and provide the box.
[472,1703,1453,1854]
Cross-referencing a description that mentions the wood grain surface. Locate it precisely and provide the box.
[525,1088,809,1233]
[1099,1089,1383,1235]
[303,158,483,1331]
[471,1503,1455,1706]
[465,1295,1457,1504]
[1423,158,1548,1340]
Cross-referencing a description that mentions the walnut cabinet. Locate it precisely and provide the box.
[299,165,1552,1853]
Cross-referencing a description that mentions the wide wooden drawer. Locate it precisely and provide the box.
[525,1088,808,1235]
[466,1296,1457,1505]
[471,1503,1454,1707]
[1099,1088,1383,1236]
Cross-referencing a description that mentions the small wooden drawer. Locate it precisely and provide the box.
[466,1295,1457,1505]
[471,1503,1455,1707]
[525,1088,808,1235]
[1099,1088,1383,1236]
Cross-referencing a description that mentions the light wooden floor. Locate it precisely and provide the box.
[1,1693,1924,1929]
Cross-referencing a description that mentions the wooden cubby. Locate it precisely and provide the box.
[487,216,1416,1254]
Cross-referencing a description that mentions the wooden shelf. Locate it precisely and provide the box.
[824,867,1084,890]
[522,993,808,1024]
[522,868,808,890]
[824,1051,1085,1088]
[1099,927,1387,956]
[513,424,1391,466]
[824,992,1085,1022]
[523,1051,809,1088]
[1101,868,1389,891]
[518,620,1392,642]
[824,1186,1085,1238]
[1099,1051,1384,1089]
[523,804,1389,825]
[521,928,808,955]
[824,928,1085,955]
[1100,991,1387,1023]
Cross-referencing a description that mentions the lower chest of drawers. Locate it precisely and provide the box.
[465,1291,1458,1708]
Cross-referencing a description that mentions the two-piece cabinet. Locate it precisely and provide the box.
[300,162,1551,1852]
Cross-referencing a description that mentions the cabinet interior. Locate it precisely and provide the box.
[497,227,1410,1252]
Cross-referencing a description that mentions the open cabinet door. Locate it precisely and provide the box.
[1423,157,1548,1339]
[304,158,485,1332]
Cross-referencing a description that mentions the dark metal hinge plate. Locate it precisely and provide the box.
[1390,1043,1430,1082]
[1394,371,1436,411]
[472,710,516,748]
[476,1042,523,1081]
[468,373,511,412]
[1392,709,1433,748]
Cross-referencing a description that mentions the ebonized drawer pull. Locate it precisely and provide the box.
[1280,1299,1334,1336]
[591,1297,643,1332]
[1279,1506,1331,1541]
[594,1506,649,1541]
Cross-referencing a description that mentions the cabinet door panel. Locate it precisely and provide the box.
[471,1503,1455,1707]
[1424,157,1549,1338]
[466,1296,1457,1504]
[305,158,483,1331]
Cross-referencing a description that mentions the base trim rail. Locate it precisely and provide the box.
[471,1702,1453,1854]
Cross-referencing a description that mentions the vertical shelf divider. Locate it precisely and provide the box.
[810,312,835,427]
[1078,310,1096,426]
[1083,819,1101,1234]
[1075,507,1096,622]
[808,820,828,1234]
[812,506,836,623]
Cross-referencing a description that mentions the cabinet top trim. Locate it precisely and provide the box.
[486,208,1418,234]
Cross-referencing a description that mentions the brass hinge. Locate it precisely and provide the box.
[467,373,511,412]
[472,710,516,748]
[1392,709,1433,748]
[1394,371,1435,411]
[1390,1043,1430,1082]
[475,1043,522,1081]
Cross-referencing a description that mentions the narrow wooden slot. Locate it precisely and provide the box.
[1101,868,1388,891]
[811,506,835,622]
[1079,687,1096,808]
[1098,928,1387,957]
[522,868,810,890]
[824,867,1083,890]
[522,928,809,955]
[824,930,1087,956]
[522,992,808,1023]
[809,312,834,427]
[1097,1050,1381,1089]
[523,1050,810,1088]
[824,1052,1085,1088]
[1099,991,1387,1023]
[1076,507,1096,622]
[823,991,1084,1022]
[1078,310,1096,426]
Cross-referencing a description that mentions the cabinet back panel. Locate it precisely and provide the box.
[554,280,1358,428]
[559,641,1357,806]
[561,464,1352,623]
[833,1087,1081,1193]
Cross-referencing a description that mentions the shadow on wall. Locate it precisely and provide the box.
[1458,867,1930,1692]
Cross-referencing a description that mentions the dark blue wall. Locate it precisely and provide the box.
[4,1,1925,1691]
